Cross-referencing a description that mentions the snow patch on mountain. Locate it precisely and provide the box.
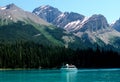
[0,7,7,10]
[74,17,89,31]
[64,16,89,32]
[33,33,41,37]
[7,15,13,20]
[56,13,66,22]
[65,20,81,28]
[40,5,50,10]
[81,17,89,24]
[64,20,81,31]
[8,15,11,18]
[0,4,50,25]
[33,5,120,48]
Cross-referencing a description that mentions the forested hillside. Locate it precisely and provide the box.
[0,41,120,69]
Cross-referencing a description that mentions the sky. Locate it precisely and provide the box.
[0,0,120,23]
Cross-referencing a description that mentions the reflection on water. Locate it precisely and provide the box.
[0,69,120,82]
[61,72,77,82]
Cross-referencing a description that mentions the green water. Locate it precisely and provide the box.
[0,69,120,82]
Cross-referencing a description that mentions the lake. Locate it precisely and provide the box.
[0,69,120,82]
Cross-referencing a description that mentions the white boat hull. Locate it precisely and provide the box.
[60,68,78,72]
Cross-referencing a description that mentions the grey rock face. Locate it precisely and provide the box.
[53,12,84,28]
[33,5,84,29]
[79,14,109,32]
[6,3,20,10]
[112,18,120,32]
[33,5,62,23]
[33,5,110,33]
[0,4,50,25]
[1,4,120,50]
[33,5,120,47]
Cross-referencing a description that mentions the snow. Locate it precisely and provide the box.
[64,17,90,32]
[33,34,41,37]
[74,17,89,31]
[34,11,40,15]
[40,5,49,10]
[64,20,81,30]
[56,13,65,22]
[59,13,65,18]
[34,6,51,15]
[8,15,11,18]
[7,15,13,20]
[111,21,116,25]
[10,17,13,20]
[81,17,89,24]
[0,7,7,10]
[110,21,116,27]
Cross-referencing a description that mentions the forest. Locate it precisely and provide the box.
[0,41,120,69]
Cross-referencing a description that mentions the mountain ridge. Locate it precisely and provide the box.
[33,5,120,50]
[0,4,92,49]
[0,4,120,51]
[0,3,50,26]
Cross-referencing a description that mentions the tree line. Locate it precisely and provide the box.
[0,41,120,69]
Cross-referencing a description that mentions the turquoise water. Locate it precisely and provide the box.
[0,69,120,82]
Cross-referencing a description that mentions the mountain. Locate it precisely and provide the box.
[33,5,120,50]
[0,3,49,26]
[78,14,109,32]
[0,4,89,49]
[53,12,84,29]
[112,18,120,32]
[1,4,120,51]
[32,5,62,23]
[1,4,120,69]
[32,5,85,31]
[32,6,108,32]
[0,4,62,45]
[0,4,51,45]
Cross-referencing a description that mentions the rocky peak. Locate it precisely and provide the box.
[6,3,21,10]
[112,18,120,32]
[33,5,111,33]
[67,12,84,21]
[33,5,85,29]
[88,14,108,22]
[0,4,50,26]
[39,5,51,10]
[53,12,85,28]
[32,5,62,23]
[79,14,109,32]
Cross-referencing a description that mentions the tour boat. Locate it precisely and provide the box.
[60,64,77,72]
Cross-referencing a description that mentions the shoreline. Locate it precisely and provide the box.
[0,68,59,70]
[0,68,41,70]
[0,68,120,71]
